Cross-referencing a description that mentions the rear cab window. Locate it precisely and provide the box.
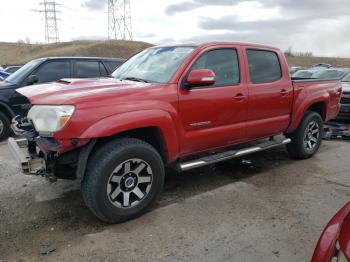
[246,49,282,84]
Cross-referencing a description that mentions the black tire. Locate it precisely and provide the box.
[286,111,323,159]
[0,111,11,141]
[82,138,165,223]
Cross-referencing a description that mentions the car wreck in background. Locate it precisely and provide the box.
[3,65,22,74]
[338,73,350,120]
[312,202,350,262]
[0,70,10,80]
[0,56,125,140]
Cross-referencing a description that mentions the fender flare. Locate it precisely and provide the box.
[287,97,328,133]
[80,109,179,161]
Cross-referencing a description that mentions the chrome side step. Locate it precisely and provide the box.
[178,138,291,172]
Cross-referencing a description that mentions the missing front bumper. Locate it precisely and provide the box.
[8,137,46,175]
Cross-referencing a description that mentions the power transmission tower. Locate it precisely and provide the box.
[33,1,60,43]
[108,0,133,40]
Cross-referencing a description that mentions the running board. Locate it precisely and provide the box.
[178,138,291,172]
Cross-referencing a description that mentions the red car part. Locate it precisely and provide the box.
[312,202,350,262]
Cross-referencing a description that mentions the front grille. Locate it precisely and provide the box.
[341,92,350,104]
[341,97,350,104]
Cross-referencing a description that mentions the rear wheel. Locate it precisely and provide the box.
[82,138,165,223]
[0,112,10,141]
[286,111,323,159]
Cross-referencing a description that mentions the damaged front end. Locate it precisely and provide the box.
[8,116,90,182]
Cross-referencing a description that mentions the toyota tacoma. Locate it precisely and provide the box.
[8,42,342,223]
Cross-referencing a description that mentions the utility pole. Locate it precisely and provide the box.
[108,0,133,40]
[33,1,60,43]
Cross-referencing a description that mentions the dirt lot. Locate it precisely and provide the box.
[0,139,349,261]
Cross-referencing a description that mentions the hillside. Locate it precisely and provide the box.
[286,55,350,68]
[0,40,152,66]
[0,40,349,68]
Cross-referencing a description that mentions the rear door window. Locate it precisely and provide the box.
[99,62,109,77]
[75,61,101,78]
[246,49,282,84]
[35,61,71,83]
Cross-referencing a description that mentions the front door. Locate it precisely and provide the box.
[178,47,248,156]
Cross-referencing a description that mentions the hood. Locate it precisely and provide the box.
[17,78,154,105]
[342,82,350,93]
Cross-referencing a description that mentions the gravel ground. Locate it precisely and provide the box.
[0,139,349,261]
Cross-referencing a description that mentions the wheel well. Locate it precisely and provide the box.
[94,127,168,163]
[0,104,13,122]
[307,102,326,120]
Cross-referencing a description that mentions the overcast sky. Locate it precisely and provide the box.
[0,0,349,57]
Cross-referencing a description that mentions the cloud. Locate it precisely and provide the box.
[134,32,158,38]
[165,1,201,16]
[198,16,303,33]
[161,0,350,57]
[165,0,350,18]
[180,15,350,57]
[82,0,107,11]
[165,0,251,15]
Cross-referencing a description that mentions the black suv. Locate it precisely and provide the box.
[0,57,125,140]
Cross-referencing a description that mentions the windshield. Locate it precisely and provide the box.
[5,59,43,84]
[112,46,195,83]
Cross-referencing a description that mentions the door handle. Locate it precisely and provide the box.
[233,93,246,101]
[280,89,289,96]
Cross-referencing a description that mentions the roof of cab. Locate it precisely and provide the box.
[153,41,280,51]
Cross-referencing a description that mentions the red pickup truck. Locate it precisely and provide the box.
[8,42,341,223]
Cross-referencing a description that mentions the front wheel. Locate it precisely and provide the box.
[286,111,323,159]
[82,138,165,223]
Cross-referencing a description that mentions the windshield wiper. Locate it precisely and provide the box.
[121,77,149,83]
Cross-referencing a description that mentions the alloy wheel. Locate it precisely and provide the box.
[303,121,320,151]
[107,158,153,209]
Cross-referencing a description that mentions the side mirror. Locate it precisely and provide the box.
[186,69,216,88]
[27,75,39,85]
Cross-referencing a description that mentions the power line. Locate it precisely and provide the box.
[108,0,133,40]
[33,1,61,43]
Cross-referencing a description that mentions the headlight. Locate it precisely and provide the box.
[28,105,75,135]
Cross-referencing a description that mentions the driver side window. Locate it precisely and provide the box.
[35,61,71,83]
[191,49,240,86]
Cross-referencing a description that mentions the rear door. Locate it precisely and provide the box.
[243,47,293,139]
[73,60,108,78]
[178,46,248,156]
